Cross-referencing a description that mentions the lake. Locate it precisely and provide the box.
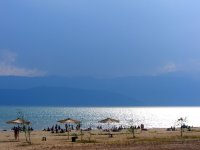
[0,106,199,130]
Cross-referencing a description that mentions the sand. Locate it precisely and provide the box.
[1,128,200,150]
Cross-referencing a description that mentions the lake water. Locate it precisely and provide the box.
[0,106,200,130]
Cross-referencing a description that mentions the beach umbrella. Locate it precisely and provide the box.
[98,118,119,137]
[6,118,30,125]
[57,118,80,124]
[57,118,80,139]
[98,118,119,124]
[6,118,31,142]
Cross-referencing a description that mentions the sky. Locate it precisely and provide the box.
[0,0,200,78]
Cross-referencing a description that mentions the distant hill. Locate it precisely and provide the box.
[0,87,137,106]
[0,76,200,106]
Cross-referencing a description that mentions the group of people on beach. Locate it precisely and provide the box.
[12,126,34,141]
[43,124,81,133]
[43,124,138,134]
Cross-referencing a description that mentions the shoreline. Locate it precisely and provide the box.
[1,126,200,131]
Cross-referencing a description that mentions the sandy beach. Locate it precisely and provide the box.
[1,128,200,150]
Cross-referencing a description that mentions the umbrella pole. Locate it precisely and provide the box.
[108,123,111,136]
[68,130,69,140]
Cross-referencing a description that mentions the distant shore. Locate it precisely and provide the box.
[1,128,200,150]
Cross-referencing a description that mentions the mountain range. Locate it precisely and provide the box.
[0,76,200,106]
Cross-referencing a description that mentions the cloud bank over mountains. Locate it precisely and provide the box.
[0,50,200,78]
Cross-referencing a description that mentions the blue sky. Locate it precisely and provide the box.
[0,0,200,78]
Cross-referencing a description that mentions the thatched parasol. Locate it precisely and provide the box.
[57,118,80,124]
[6,118,30,125]
[57,118,80,139]
[98,118,119,124]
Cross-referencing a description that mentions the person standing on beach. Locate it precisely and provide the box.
[14,127,20,141]
[17,127,19,141]
[14,127,18,140]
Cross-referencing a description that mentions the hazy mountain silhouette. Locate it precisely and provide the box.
[0,76,200,106]
[0,87,135,106]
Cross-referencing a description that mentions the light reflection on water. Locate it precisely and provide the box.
[0,106,199,130]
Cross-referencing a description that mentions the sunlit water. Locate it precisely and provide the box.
[0,106,200,130]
